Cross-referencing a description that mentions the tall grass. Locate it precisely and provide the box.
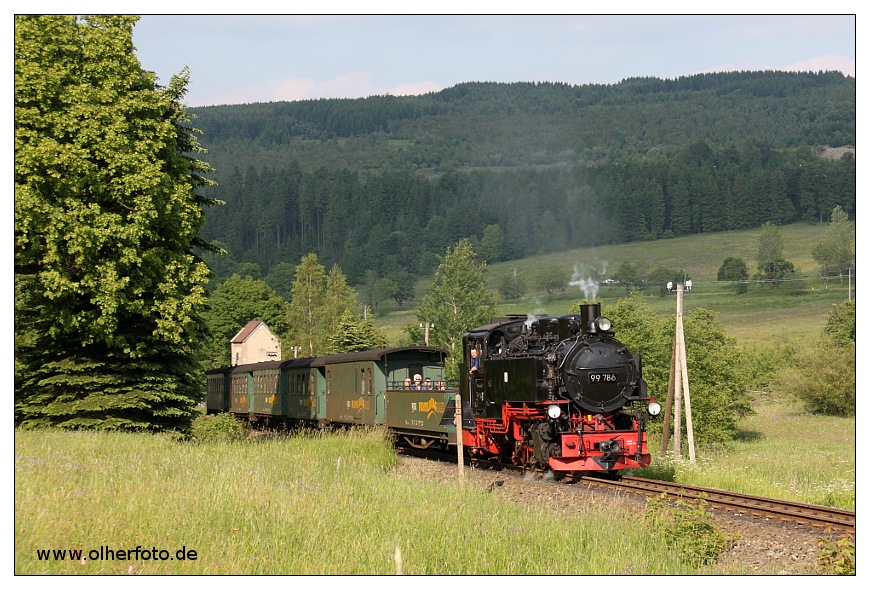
[16,428,695,575]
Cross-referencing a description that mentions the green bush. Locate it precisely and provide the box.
[644,494,731,567]
[738,340,798,393]
[824,300,855,345]
[817,537,855,575]
[772,300,856,417]
[190,412,250,442]
[774,342,855,416]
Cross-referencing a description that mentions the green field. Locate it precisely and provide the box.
[376,222,854,347]
[13,428,695,575]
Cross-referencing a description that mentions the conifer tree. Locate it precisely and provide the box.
[15,16,218,431]
[328,311,389,353]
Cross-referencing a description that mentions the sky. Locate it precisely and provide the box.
[130,11,857,108]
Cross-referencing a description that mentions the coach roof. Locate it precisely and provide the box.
[311,346,448,366]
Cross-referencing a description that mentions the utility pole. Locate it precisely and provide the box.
[671,283,696,462]
[420,323,434,346]
[661,330,677,457]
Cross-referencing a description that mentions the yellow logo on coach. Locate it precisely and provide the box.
[350,397,370,413]
[418,397,445,420]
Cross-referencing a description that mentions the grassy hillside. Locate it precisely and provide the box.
[376,223,854,347]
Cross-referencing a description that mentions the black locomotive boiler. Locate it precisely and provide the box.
[458,303,660,475]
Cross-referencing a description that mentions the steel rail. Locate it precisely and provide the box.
[577,475,855,533]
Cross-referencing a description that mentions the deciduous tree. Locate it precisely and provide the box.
[533,267,570,297]
[15,15,218,431]
[287,254,328,357]
[717,257,749,293]
[775,300,855,417]
[600,295,753,446]
[286,255,358,356]
[613,261,646,293]
[415,239,495,377]
[479,223,505,262]
[754,222,794,288]
[812,205,855,286]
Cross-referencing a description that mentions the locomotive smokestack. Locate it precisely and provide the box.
[579,303,601,334]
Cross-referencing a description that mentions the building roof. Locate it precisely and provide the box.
[231,320,269,344]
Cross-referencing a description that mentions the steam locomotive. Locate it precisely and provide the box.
[206,303,658,476]
[458,303,660,475]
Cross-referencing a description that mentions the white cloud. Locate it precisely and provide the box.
[387,81,444,96]
[194,72,377,105]
[781,54,855,77]
[192,73,446,106]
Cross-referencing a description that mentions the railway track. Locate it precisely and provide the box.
[574,475,855,534]
[397,447,855,534]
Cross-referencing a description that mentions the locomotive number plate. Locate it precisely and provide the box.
[589,372,618,383]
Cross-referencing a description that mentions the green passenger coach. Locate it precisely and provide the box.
[206,346,458,435]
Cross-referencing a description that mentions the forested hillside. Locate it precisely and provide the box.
[192,71,855,286]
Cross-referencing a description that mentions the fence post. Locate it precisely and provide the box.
[454,393,464,478]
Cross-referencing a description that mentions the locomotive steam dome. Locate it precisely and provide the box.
[562,340,639,413]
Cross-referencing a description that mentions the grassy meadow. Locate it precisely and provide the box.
[15,428,696,575]
[639,392,855,511]
[15,401,854,575]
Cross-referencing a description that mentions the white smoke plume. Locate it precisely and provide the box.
[569,260,608,301]
[524,314,542,329]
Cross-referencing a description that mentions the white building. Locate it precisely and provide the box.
[230,321,281,366]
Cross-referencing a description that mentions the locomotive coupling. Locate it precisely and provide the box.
[599,439,622,454]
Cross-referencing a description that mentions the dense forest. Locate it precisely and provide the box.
[191,71,855,286]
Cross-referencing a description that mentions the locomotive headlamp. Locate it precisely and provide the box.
[595,316,613,332]
[647,401,662,416]
[547,404,562,419]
